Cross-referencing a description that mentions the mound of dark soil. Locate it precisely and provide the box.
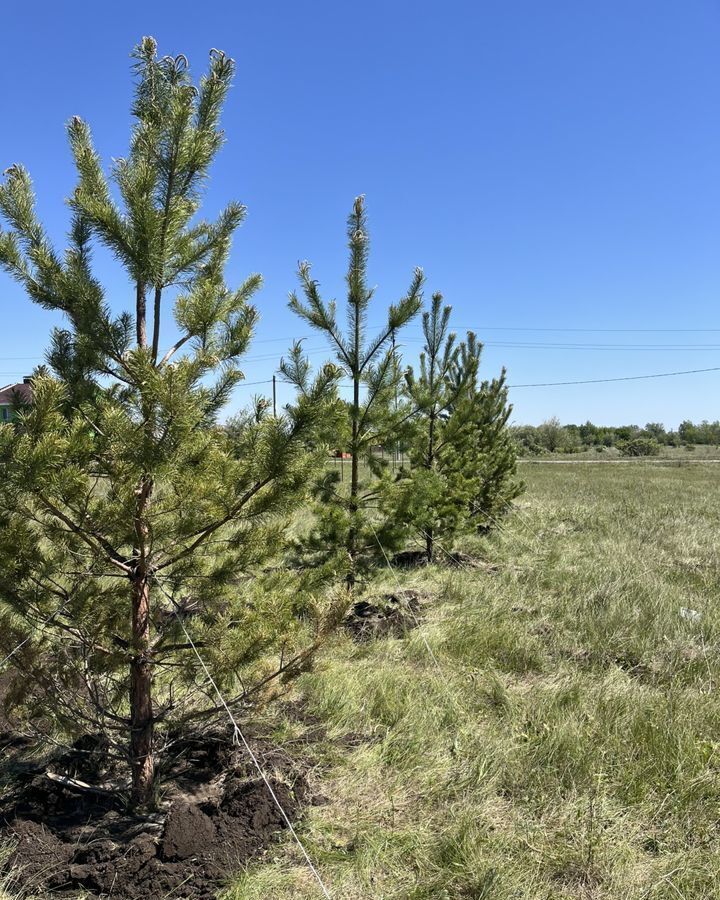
[391,548,498,571]
[391,549,430,569]
[445,551,499,570]
[0,729,309,899]
[344,589,430,642]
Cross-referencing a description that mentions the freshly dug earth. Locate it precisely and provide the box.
[0,729,309,899]
[344,588,430,641]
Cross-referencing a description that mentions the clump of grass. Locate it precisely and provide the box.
[0,845,72,900]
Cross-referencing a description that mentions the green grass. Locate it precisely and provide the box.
[226,461,720,899]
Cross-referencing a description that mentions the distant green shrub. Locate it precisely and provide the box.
[616,437,660,457]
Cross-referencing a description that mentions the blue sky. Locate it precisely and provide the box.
[1,0,719,426]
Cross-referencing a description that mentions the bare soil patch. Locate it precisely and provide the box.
[0,728,310,899]
[343,588,431,641]
[391,548,499,571]
[391,549,430,569]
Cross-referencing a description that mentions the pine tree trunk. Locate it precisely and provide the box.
[347,368,360,587]
[130,574,154,806]
[136,283,147,348]
[347,436,359,585]
[151,285,162,362]
[426,406,436,563]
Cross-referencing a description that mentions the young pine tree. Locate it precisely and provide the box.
[391,323,522,558]
[397,294,476,561]
[448,336,524,531]
[288,196,423,584]
[0,39,337,806]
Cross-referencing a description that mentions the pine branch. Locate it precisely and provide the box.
[36,495,131,574]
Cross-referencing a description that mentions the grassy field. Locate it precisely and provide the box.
[227,461,720,899]
[3,462,719,899]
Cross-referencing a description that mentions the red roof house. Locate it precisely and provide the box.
[0,377,33,422]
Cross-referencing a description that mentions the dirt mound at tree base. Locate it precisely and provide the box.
[391,548,498,570]
[0,730,309,899]
[344,589,430,641]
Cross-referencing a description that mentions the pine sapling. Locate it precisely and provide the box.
[0,39,338,806]
[288,196,423,584]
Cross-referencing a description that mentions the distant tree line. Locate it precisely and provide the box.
[512,417,720,457]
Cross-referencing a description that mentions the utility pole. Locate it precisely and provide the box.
[272,375,277,417]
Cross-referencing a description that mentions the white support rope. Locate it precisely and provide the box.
[153,577,331,899]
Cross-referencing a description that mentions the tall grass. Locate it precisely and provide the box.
[227,462,720,899]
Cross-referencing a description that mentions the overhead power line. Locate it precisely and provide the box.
[488,342,720,350]
[509,366,720,388]
[454,326,720,333]
[239,367,720,391]
[5,329,720,366]
[483,344,720,352]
